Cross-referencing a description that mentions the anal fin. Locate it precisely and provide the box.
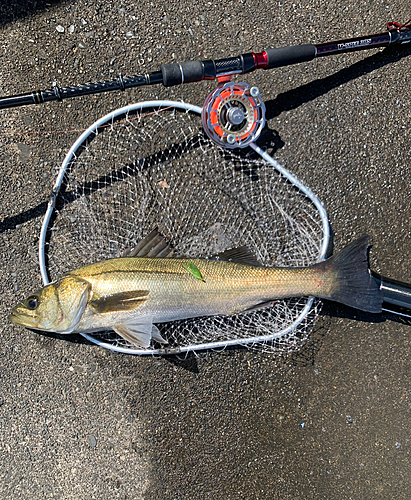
[241,300,277,313]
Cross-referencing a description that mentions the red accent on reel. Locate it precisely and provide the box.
[201,82,266,149]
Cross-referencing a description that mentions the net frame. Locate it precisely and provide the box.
[39,100,330,355]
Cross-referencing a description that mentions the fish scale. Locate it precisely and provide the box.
[70,257,326,320]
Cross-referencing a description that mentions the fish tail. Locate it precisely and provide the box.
[313,235,383,313]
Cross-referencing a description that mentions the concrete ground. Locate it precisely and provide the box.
[1,1,410,498]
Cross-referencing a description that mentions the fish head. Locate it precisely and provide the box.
[10,276,91,333]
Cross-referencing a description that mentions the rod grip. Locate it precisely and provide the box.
[161,60,216,87]
[264,44,317,69]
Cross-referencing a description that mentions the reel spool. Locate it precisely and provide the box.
[201,82,266,149]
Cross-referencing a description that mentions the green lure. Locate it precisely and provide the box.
[182,261,205,282]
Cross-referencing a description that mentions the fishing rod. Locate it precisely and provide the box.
[1,19,411,110]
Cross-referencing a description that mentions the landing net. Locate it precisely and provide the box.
[40,101,329,354]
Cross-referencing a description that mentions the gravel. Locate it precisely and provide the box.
[1,1,411,499]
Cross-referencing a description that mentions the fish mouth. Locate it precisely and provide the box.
[9,309,37,328]
[9,312,24,326]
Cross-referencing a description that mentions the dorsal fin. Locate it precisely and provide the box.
[121,230,261,267]
[121,228,175,258]
[212,246,262,267]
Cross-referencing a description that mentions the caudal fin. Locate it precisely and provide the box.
[315,236,383,313]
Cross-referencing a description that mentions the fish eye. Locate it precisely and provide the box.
[27,296,40,310]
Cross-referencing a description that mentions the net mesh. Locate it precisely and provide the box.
[45,104,325,354]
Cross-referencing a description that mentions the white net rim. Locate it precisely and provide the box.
[38,100,330,355]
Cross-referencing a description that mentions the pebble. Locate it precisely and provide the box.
[87,434,97,448]
[56,25,65,33]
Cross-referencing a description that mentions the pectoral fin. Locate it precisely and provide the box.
[89,290,150,314]
[113,317,167,348]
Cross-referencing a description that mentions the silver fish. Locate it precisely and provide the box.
[10,232,382,347]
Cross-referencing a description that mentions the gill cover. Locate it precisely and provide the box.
[52,276,91,333]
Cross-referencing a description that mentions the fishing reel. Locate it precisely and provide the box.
[201,82,266,149]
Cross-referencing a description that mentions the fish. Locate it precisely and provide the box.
[9,230,382,348]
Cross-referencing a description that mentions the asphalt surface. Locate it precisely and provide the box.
[1,1,411,499]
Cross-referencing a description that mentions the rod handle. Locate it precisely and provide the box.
[372,272,411,315]
[264,44,317,69]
